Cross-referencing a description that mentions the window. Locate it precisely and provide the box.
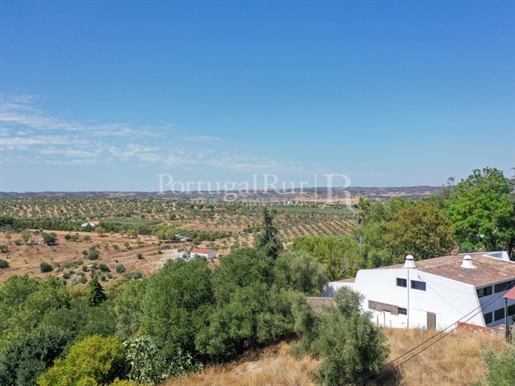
[396,278,407,287]
[494,308,505,321]
[368,300,399,315]
[476,286,493,298]
[508,304,515,317]
[494,280,515,293]
[398,307,407,315]
[411,280,426,291]
[483,312,493,324]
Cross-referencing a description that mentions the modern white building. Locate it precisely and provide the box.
[323,252,515,330]
[189,248,217,260]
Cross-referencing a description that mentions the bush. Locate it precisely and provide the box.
[42,233,58,245]
[88,247,100,261]
[124,335,200,384]
[137,253,143,259]
[99,263,110,272]
[484,345,515,386]
[306,288,389,386]
[116,264,126,274]
[40,262,53,273]
[0,259,9,269]
[36,335,126,386]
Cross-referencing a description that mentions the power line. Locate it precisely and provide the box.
[359,289,509,385]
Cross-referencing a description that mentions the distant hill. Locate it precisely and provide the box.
[0,186,441,202]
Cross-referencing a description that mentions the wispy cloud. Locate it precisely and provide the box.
[0,93,299,176]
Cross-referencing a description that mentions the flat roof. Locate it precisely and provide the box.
[382,253,515,288]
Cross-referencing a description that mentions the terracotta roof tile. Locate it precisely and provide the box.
[504,286,515,300]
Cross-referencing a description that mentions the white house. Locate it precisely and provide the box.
[189,248,217,260]
[323,252,515,330]
[81,221,99,228]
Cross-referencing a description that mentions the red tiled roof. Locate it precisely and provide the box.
[191,249,214,254]
[504,286,515,300]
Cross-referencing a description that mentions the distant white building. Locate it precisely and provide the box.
[323,252,515,330]
[81,221,99,228]
[189,248,217,260]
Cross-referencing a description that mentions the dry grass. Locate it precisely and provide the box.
[161,342,320,386]
[161,329,509,386]
[383,328,508,386]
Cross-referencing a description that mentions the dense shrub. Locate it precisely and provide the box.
[37,335,126,386]
[0,259,9,269]
[116,264,125,274]
[40,262,53,273]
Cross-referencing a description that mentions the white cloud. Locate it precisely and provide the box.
[0,93,293,175]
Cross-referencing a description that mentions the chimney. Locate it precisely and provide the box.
[461,255,475,269]
[404,255,416,268]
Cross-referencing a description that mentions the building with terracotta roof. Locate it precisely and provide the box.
[189,248,217,260]
[323,252,515,330]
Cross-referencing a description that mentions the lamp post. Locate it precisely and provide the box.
[405,255,416,329]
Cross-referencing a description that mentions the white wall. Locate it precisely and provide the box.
[189,250,216,259]
[325,268,483,330]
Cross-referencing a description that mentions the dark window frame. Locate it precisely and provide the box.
[494,280,515,293]
[483,312,493,324]
[476,286,493,298]
[494,308,505,321]
[411,280,426,291]
[396,278,407,288]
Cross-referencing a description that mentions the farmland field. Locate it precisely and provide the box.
[0,197,358,284]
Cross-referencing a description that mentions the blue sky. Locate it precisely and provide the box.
[0,1,513,192]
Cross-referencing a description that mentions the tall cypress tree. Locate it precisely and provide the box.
[88,276,107,307]
[254,207,283,260]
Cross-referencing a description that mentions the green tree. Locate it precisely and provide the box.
[291,236,362,280]
[124,334,199,385]
[309,287,389,386]
[385,201,455,262]
[87,276,107,307]
[446,168,515,256]
[0,276,70,352]
[196,285,301,360]
[274,250,328,295]
[0,326,73,386]
[113,279,147,338]
[142,258,213,359]
[211,248,273,304]
[42,233,58,246]
[36,335,126,386]
[254,207,283,259]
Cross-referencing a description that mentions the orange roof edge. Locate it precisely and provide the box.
[503,286,515,300]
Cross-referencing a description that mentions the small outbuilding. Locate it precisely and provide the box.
[189,248,217,260]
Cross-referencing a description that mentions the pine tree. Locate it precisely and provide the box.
[88,276,107,306]
[254,207,283,260]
